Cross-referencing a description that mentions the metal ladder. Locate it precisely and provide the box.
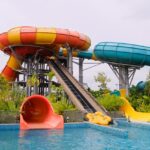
[50,60,95,112]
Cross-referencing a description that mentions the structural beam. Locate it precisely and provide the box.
[109,63,140,95]
[26,57,32,96]
[79,58,84,85]
[66,44,73,74]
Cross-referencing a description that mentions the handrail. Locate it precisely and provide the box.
[49,61,87,113]
[52,60,108,115]
[57,61,108,115]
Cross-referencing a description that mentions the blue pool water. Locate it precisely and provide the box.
[0,121,150,150]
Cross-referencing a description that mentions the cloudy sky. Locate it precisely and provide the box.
[0,0,150,90]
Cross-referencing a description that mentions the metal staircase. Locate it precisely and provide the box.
[49,60,108,114]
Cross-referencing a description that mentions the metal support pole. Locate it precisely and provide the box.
[79,58,84,85]
[125,67,129,95]
[33,60,38,94]
[27,58,32,96]
[119,67,129,95]
[119,67,125,89]
[109,63,140,96]
[67,46,73,74]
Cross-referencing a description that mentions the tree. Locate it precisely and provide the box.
[144,81,150,96]
[46,71,55,94]
[47,71,55,80]
[144,70,150,96]
[10,85,26,109]
[0,75,10,92]
[0,75,26,111]
[0,75,10,101]
[95,72,111,90]
[26,73,39,94]
[26,74,39,87]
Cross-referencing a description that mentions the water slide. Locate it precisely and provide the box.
[0,26,109,129]
[94,42,150,66]
[0,26,92,129]
[0,26,90,81]
[1,27,150,126]
[93,42,150,122]
[20,95,64,130]
[60,42,150,122]
[114,89,150,122]
[120,97,150,122]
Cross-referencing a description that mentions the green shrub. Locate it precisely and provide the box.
[129,95,150,112]
[89,89,110,98]
[97,95,124,111]
[47,94,76,114]
[128,85,150,112]
[137,103,150,112]
[51,99,76,115]
[0,80,26,111]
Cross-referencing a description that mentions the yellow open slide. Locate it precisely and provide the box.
[120,90,150,122]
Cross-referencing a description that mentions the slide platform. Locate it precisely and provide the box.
[20,95,64,130]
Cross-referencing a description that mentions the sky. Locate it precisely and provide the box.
[0,0,150,90]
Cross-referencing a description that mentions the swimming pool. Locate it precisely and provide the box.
[0,120,150,150]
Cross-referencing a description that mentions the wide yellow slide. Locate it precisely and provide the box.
[120,96,150,122]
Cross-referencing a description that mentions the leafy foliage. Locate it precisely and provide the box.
[0,75,10,92]
[144,81,150,96]
[95,72,111,90]
[47,85,76,114]
[10,86,26,110]
[27,74,39,87]
[89,88,110,98]
[128,84,150,112]
[97,95,124,111]
[0,75,26,111]
[47,94,76,115]
[46,71,55,80]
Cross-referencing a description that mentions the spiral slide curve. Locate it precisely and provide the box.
[0,26,91,130]
[0,26,90,82]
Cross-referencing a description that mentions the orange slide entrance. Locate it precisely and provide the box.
[20,95,64,130]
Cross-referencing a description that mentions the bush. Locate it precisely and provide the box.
[0,86,26,111]
[137,103,150,112]
[89,89,110,98]
[0,111,19,123]
[97,95,124,111]
[47,94,76,115]
[128,85,150,112]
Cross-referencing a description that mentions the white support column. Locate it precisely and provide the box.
[119,67,129,95]
[109,63,139,96]
[27,58,32,96]
[79,58,84,85]
[67,46,73,74]
[33,60,38,94]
